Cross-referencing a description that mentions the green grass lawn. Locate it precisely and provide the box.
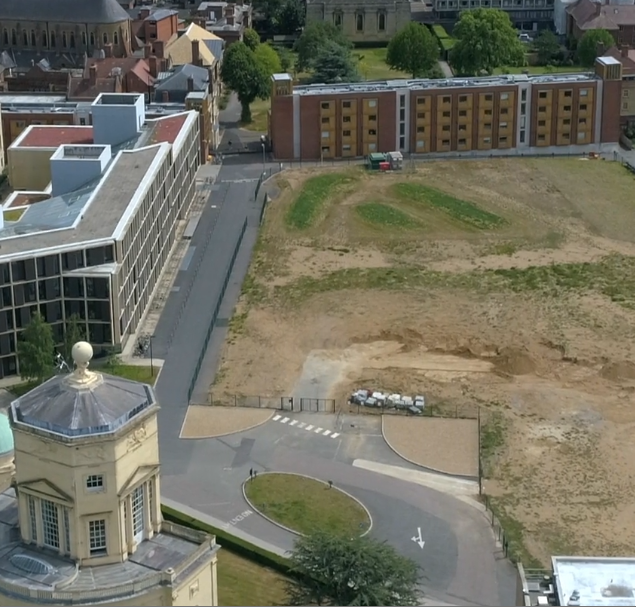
[242,97,271,132]
[217,549,289,606]
[9,364,158,397]
[493,65,588,75]
[286,172,356,229]
[244,473,371,537]
[355,202,421,229]
[393,182,505,229]
[352,48,409,81]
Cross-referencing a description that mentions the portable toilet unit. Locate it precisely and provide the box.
[387,151,403,170]
[367,153,387,170]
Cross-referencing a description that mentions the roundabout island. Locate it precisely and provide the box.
[243,472,372,537]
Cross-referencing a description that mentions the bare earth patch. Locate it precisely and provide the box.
[212,158,635,565]
[180,406,273,439]
[383,416,479,477]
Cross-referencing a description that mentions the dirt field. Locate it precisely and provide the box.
[180,406,273,439]
[212,158,635,566]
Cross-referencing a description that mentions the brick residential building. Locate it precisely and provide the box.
[566,0,635,47]
[603,46,635,127]
[269,60,624,160]
[132,7,180,45]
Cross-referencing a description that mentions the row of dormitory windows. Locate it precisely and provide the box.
[0,277,110,308]
[0,315,112,344]
[332,11,388,32]
[1,28,124,49]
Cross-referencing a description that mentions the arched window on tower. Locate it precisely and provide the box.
[50,31,56,47]
[113,30,119,45]
[2,30,8,46]
[30,30,36,46]
[103,32,108,44]
[82,31,87,47]
[22,30,28,46]
[89,32,95,46]
[42,31,48,47]
[62,32,68,48]
[356,12,364,32]
[377,12,386,31]
[69,32,75,48]
[11,30,16,46]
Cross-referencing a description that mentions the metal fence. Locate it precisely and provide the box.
[481,494,516,562]
[350,402,479,419]
[186,217,248,402]
[205,393,336,413]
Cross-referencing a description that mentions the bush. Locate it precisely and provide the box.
[431,24,457,53]
[162,505,292,575]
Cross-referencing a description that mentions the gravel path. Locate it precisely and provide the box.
[180,406,273,439]
[382,417,479,478]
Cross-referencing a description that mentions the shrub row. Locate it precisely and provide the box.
[161,505,292,576]
[431,24,457,53]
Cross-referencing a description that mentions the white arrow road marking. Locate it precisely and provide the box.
[289,420,299,426]
[273,415,281,421]
[411,527,426,549]
[281,417,290,424]
[331,433,340,439]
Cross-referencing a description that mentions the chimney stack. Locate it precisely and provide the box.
[139,7,151,18]
[191,39,200,66]
[154,40,166,59]
[162,90,170,103]
[144,43,152,58]
[621,45,629,58]
[89,64,98,85]
[149,55,158,77]
[187,75,195,91]
[104,43,113,58]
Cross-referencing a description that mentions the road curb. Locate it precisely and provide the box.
[179,407,275,440]
[242,471,374,538]
[381,415,479,482]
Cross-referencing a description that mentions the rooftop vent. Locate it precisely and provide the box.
[10,554,57,576]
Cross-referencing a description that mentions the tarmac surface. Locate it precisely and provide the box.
[150,95,519,606]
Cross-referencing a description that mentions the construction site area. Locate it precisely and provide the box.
[210,157,635,566]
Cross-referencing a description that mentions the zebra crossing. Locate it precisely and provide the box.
[272,415,340,439]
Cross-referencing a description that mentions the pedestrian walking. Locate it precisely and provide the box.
[249,468,253,480]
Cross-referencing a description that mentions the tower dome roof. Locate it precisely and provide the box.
[0,414,14,455]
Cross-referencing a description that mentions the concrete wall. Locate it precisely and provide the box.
[91,94,145,146]
[7,148,55,190]
[50,145,112,196]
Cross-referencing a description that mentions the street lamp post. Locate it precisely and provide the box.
[260,135,266,170]
[149,336,154,377]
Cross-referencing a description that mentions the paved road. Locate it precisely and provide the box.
[150,97,518,606]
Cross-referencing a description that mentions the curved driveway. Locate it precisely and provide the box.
[150,125,517,606]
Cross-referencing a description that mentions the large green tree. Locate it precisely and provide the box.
[534,29,561,65]
[243,28,261,51]
[287,531,421,606]
[577,29,615,66]
[451,9,525,75]
[277,0,305,34]
[294,22,351,72]
[221,41,270,123]
[62,314,85,364]
[17,312,54,383]
[387,23,439,78]
[311,40,360,83]
[254,42,283,75]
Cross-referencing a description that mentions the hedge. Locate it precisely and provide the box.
[161,504,292,576]
[431,24,457,52]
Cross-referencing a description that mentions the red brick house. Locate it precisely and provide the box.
[566,0,635,47]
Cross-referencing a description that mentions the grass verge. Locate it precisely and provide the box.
[355,203,421,228]
[352,47,409,80]
[480,411,506,478]
[273,255,634,308]
[242,98,270,132]
[394,182,505,229]
[286,173,355,229]
[9,364,158,397]
[244,473,370,537]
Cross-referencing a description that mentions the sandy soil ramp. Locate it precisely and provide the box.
[180,406,274,439]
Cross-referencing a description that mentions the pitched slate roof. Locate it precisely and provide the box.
[566,0,635,30]
[155,63,209,92]
[0,0,131,24]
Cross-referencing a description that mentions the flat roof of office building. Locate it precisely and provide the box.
[15,126,94,148]
[552,556,635,607]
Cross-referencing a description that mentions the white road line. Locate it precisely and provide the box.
[273,415,281,421]
[331,433,340,439]
[314,427,323,433]
[289,420,299,426]
[298,422,306,429]
[322,429,332,436]
[281,417,290,424]
[305,425,314,431]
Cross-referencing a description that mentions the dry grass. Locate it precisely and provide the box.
[214,158,635,566]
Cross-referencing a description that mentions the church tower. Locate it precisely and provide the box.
[0,342,218,606]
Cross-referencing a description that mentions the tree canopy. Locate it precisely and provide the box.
[451,9,525,75]
[254,42,283,76]
[221,41,270,122]
[243,28,261,51]
[63,314,85,364]
[534,29,561,65]
[386,23,439,78]
[287,531,421,606]
[294,22,351,72]
[577,29,615,66]
[17,312,54,383]
[311,40,360,84]
[252,0,304,36]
